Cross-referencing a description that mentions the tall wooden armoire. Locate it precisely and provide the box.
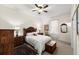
[0,29,14,55]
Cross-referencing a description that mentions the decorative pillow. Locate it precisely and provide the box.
[32,32,38,36]
[33,34,37,36]
[27,32,38,36]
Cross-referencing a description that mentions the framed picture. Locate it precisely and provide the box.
[44,24,49,35]
[44,24,49,31]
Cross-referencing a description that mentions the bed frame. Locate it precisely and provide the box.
[23,26,37,45]
[23,27,37,37]
[23,27,37,50]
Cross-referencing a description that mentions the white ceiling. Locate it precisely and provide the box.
[0,4,72,26]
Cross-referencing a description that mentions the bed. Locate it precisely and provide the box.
[23,27,52,55]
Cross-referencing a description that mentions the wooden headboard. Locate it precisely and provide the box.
[23,27,37,36]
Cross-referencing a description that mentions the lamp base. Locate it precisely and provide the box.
[16,34,18,37]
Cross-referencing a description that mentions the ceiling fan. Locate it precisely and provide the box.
[32,4,48,14]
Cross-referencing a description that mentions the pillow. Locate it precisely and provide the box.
[33,34,37,36]
[27,33,33,36]
[27,32,38,36]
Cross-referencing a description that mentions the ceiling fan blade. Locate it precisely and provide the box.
[44,5,48,8]
[43,10,48,13]
[32,10,36,11]
[35,4,39,8]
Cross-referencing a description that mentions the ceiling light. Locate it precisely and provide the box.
[32,4,48,14]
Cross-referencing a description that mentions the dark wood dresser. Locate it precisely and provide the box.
[14,36,25,47]
[0,29,14,55]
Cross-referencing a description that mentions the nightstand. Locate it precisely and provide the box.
[14,36,25,47]
[45,40,56,54]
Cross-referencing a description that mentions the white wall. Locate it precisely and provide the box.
[0,18,12,29]
[58,15,71,43]
[48,20,59,40]
[49,14,71,43]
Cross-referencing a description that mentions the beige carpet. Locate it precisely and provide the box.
[42,40,73,55]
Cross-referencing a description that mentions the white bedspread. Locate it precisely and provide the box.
[25,35,51,55]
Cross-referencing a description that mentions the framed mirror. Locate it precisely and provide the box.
[60,23,68,33]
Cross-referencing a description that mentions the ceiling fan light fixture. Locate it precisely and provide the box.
[38,9,43,12]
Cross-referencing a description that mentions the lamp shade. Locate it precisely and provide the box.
[15,26,20,30]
